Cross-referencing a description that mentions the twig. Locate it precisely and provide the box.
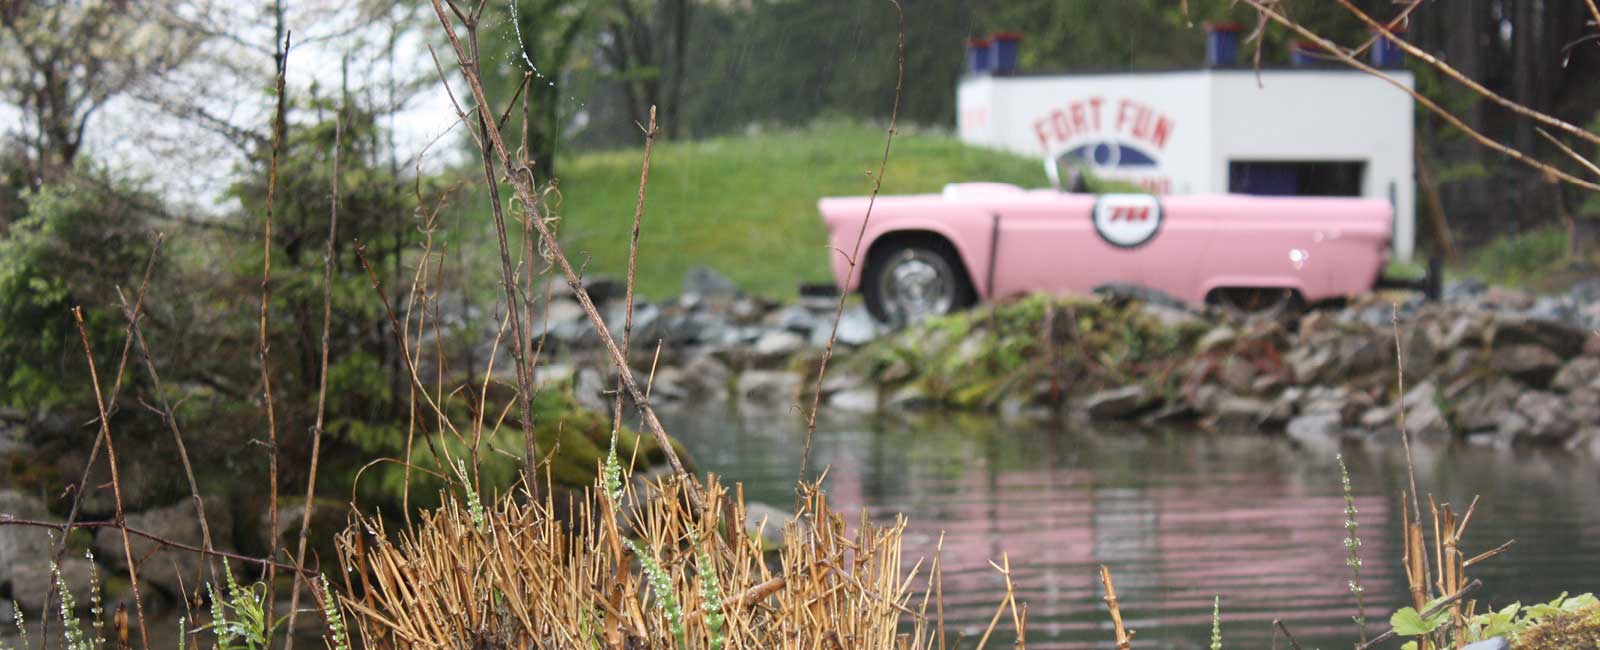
[1355,579,1481,650]
[42,235,160,650]
[0,517,316,578]
[1235,0,1600,192]
[71,308,150,650]
[1464,540,1516,568]
[610,105,657,476]
[260,29,291,642]
[1271,619,1303,650]
[799,0,905,502]
[113,288,218,569]
[284,109,343,650]
[1098,566,1133,650]
[426,0,701,512]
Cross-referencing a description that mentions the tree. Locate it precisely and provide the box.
[0,2,201,181]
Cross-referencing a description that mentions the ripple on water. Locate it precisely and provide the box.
[661,405,1600,650]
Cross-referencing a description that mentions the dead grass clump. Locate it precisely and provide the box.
[332,473,939,650]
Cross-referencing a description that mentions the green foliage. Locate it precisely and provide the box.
[53,560,91,650]
[626,538,685,647]
[1390,592,1600,650]
[205,562,280,650]
[0,168,159,411]
[1209,596,1222,650]
[698,549,725,650]
[1467,226,1568,286]
[320,576,351,650]
[1337,454,1367,641]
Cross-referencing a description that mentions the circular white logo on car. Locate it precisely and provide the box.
[1092,194,1164,248]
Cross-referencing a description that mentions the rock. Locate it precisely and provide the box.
[1588,332,1600,356]
[1218,356,1257,394]
[1426,314,1478,351]
[1454,378,1523,432]
[0,489,53,598]
[1492,315,1588,357]
[1334,337,1385,376]
[1094,283,1186,310]
[1460,637,1508,650]
[1288,346,1334,384]
[831,306,881,346]
[736,371,802,407]
[1504,391,1580,444]
[1407,397,1452,440]
[1187,383,1226,414]
[1203,396,1273,431]
[682,266,738,298]
[878,359,913,384]
[1138,302,1201,328]
[644,367,691,401]
[1299,386,1352,415]
[751,330,806,361]
[818,372,865,396]
[573,366,610,413]
[1525,296,1577,324]
[768,305,819,335]
[680,354,732,400]
[742,502,795,550]
[1484,287,1535,310]
[1250,373,1284,394]
[1287,413,1346,447]
[9,557,96,614]
[582,277,627,305]
[886,383,939,411]
[827,387,879,413]
[1553,357,1600,392]
[1489,344,1563,386]
[1442,278,1486,303]
[1195,326,1237,354]
[94,498,233,597]
[1081,385,1149,419]
[536,299,584,332]
[729,296,772,324]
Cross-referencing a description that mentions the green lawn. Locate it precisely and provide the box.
[535,122,1048,299]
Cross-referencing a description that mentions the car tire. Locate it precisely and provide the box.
[862,237,976,328]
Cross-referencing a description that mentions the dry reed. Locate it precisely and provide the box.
[331,473,949,650]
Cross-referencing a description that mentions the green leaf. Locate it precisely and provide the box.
[1391,607,1444,636]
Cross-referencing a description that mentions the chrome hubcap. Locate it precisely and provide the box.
[886,255,952,323]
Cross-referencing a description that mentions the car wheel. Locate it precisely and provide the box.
[863,239,975,327]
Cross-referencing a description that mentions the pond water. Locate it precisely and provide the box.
[661,406,1600,650]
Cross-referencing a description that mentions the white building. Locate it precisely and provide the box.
[957,68,1417,259]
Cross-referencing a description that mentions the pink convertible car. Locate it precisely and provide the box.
[819,162,1414,325]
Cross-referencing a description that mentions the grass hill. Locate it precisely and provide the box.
[527,121,1049,299]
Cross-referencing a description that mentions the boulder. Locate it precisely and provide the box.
[1288,346,1334,384]
[1094,283,1186,310]
[1195,326,1237,354]
[1287,413,1347,447]
[680,354,732,401]
[1204,396,1274,432]
[831,306,881,347]
[1452,378,1523,433]
[1503,391,1580,444]
[93,498,233,597]
[735,371,803,407]
[682,266,738,298]
[1491,315,1588,357]
[1442,278,1486,303]
[827,387,879,413]
[751,330,806,362]
[643,367,691,401]
[1081,385,1149,419]
[1218,356,1257,394]
[1553,357,1600,392]
[886,383,939,411]
[768,305,819,335]
[9,557,97,614]
[1489,344,1563,386]
[1138,302,1201,329]
[0,489,53,600]
[742,502,796,550]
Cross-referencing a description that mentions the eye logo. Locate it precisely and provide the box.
[1093,194,1164,248]
[1062,141,1160,169]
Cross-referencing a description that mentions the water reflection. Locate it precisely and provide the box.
[663,406,1600,650]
